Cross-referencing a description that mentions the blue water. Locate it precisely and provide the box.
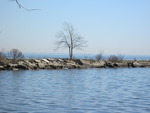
[24,53,150,60]
[0,68,150,113]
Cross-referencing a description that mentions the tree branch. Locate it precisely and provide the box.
[56,22,87,59]
[12,0,40,11]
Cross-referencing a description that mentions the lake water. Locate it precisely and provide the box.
[0,68,150,113]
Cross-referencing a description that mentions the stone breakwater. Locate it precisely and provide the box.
[0,58,150,70]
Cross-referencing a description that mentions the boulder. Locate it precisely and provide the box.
[0,66,4,70]
[133,61,142,67]
[29,59,42,63]
[25,61,38,69]
[105,62,114,68]
[33,59,41,63]
[127,62,134,68]
[37,63,46,69]
[92,61,105,68]
[66,60,78,69]
[6,64,18,70]
[42,59,49,63]
[18,61,25,65]
[51,61,63,69]
[105,62,127,68]
[61,64,70,69]
[17,64,28,70]
[138,61,150,67]
[47,61,54,66]
[116,62,128,67]
[12,68,19,71]
[79,59,92,67]
[58,59,64,62]
[45,65,52,69]
[72,59,83,65]
[47,58,56,62]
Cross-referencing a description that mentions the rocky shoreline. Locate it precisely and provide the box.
[0,58,150,70]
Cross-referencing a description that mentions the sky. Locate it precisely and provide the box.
[0,0,150,55]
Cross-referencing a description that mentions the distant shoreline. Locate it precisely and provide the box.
[23,53,150,60]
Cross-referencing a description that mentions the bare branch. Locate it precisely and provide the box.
[108,54,124,62]
[12,0,40,11]
[56,22,87,59]
[95,50,104,61]
[7,49,24,63]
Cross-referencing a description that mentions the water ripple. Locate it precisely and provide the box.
[0,68,150,113]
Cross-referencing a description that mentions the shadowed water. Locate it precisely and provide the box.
[0,68,150,113]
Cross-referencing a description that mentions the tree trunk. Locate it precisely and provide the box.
[70,48,73,59]
[69,47,73,59]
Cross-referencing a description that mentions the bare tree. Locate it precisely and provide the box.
[95,50,104,61]
[8,49,24,63]
[56,23,87,59]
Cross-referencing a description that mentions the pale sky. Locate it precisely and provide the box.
[0,0,150,55]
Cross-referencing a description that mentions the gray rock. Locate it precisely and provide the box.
[37,63,46,69]
[33,59,41,63]
[105,62,114,68]
[25,61,38,69]
[79,59,92,67]
[116,63,128,67]
[18,61,25,65]
[72,59,83,65]
[92,61,105,68]
[58,59,64,62]
[0,66,4,70]
[133,61,142,67]
[42,59,49,63]
[66,61,78,69]
[139,61,150,67]
[47,58,56,61]
[17,64,28,70]
[6,64,18,70]
[12,68,19,71]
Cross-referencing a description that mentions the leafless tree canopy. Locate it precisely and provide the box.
[108,54,124,62]
[56,23,87,59]
[8,49,24,62]
[95,50,104,61]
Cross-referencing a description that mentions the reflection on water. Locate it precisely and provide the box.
[0,68,150,113]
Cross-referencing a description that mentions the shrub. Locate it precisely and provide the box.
[108,54,124,62]
[7,49,24,63]
[95,51,104,61]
